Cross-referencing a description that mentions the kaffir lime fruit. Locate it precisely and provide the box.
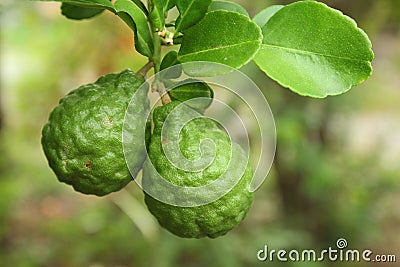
[41,70,149,196]
[143,102,254,238]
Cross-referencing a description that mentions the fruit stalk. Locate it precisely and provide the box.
[151,30,171,104]
[137,61,155,77]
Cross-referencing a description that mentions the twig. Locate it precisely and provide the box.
[150,31,171,105]
[161,91,172,105]
[137,61,155,77]
[152,78,171,105]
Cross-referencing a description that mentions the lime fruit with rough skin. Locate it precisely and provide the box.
[41,69,149,196]
[143,101,254,238]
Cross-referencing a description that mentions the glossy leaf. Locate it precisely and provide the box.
[254,1,374,98]
[178,11,262,73]
[131,0,148,15]
[252,5,283,28]
[149,0,165,30]
[175,0,212,33]
[114,0,153,57]
[160,51,182,79]
[38,0,115,12]
[208,0,248,16]
[169,79,214,110]
[165,0,176,11]
[61,3,105,20]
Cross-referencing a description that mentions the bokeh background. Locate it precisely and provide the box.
[1,0,399,266]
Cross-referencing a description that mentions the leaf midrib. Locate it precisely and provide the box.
[179,40,260,59]
[263,43,371,63]
[176,0,197,31]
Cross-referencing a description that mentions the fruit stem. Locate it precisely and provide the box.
[137,61,155,77]
[151,30,171,105]
[161,93,171,104]
[153,78,171,104]
[152,32,162,73]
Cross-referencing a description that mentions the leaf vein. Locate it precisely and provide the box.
[179,40,259,59]
[176,0,196,31]
[263,44,370,63]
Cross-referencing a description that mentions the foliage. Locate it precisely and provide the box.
[3,0,399,266]
[253,1,373,97]
[36,0,373,97]
[20,0,378,241]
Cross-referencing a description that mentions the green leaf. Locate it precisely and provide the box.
[254,1,374,98]
[37,0,152,56]
[148,0,175,30]
[208,0,248,16]
[175,0,212,33]
[114,0,153,57]
[165,0,176,11]
[178,10,262,73]
[37,0,115,12]
[160,51,182,79]
[61,3,105,20]
[131,0,148,15]
[169,79,214,110]
[149,0,165,30]
[252,5,283,28]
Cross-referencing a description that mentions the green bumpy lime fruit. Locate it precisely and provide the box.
[143,101,254,238]
[41,70,149,196]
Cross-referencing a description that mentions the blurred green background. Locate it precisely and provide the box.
[1,0,399,266]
